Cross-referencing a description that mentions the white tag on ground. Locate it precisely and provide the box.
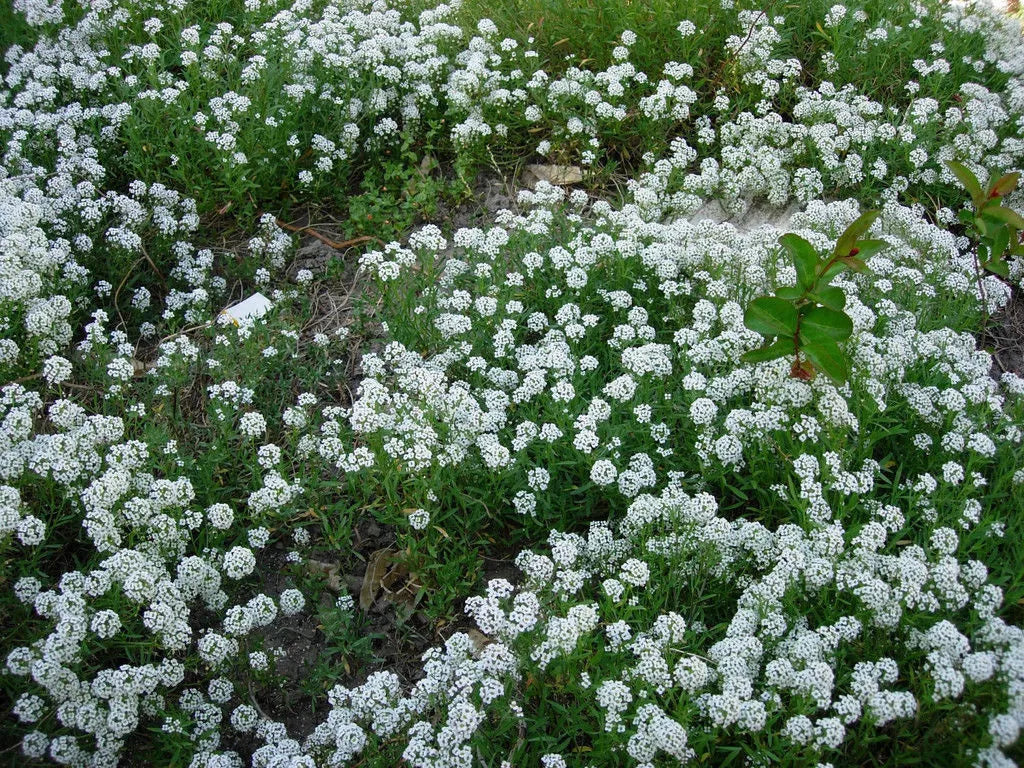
[221,292,273,324]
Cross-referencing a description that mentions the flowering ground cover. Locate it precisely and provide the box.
[3,0,1024,765]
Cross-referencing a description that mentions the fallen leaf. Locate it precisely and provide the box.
[306,559,342,592]
[466,629,491,651]
[526,163,583,186]
[359,548,394,610]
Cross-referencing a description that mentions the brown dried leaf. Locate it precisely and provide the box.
[466,629,491,652]
[359,548,394,610]
[526,163,583,186]
[306,559,342,592]
[380,560,409,593]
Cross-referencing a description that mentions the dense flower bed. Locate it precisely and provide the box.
[2,0,1024,766]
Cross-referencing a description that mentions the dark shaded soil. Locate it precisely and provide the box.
[219,509,521,756]
[985,285,1024,377]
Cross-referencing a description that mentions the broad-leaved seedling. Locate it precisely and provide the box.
[946,159,1024,279]
[742,211,885,382]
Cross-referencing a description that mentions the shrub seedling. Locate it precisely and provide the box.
[946,159,1024,279]
[742,211,885,382]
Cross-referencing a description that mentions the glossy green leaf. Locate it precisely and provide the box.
[744,296,799,338]
[774,286,804,300]
[802,339,849,382]
[957,208,976,226]
[809,286,846,311]
[800,305,853,342]
[946,160,985,208]
[982,206,1024,230]
[741,338,793,363]
[779,233,819,288]
[991,225,1010,261]
[834,210,879,259]
[984,258,1010,277]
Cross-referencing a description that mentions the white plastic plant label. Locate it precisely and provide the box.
[220,292,273,325]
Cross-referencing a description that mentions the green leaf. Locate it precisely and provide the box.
[990,172,1020,199]
[957,208,975,226]
[800,305,853,342]
[946,160,985,208]
[774,286,804,300]
[741,338,793,363]
[809,286,846,311]
[991,225,1010,261]
[820,258,862,282]
[744,296,799,338]
[779,233,819,289]
[850,238,887,262]
[834,210,879,259]
[802,339,849,382]
[982,206,1024,230]
[984,258,1010,278]
[837,255,867,272]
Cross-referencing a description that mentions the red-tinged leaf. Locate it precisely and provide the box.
[851,238,887,262]
[838,255,867,272]
[990,172,1020,199]
[790,358,816,380]
[946,160,985,208]
[360,547,395,610]
[834,210,879,259]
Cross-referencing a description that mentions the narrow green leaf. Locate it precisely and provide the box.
[808,286,846,311]
[820,256,864,282]
[744,296,799,338]
[946,160,985,208]
[802,339,849,383]
[990,172,1020,198]
[833,210,879,259]
[800,305,853,341]
[837,255,867,272]
[779,233,819,289]
[741,338,793,363]
[982,206,1024,230]
[774,286,803,300]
